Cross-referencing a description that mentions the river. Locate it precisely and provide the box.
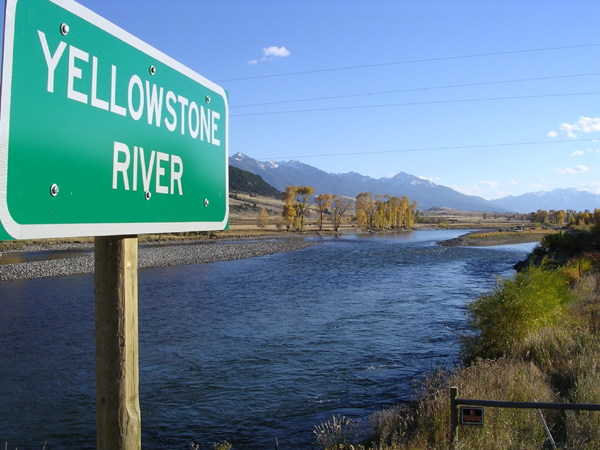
[0,230,536,449]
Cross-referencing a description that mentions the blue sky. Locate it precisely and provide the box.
[4,0,600,200]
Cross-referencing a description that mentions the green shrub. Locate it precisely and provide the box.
[461,266,571,362]
[534,230,599,259]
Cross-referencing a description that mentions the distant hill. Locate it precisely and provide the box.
[229,152,507,212]
[490,188,600,213]
[229,153,600,212]
[229,165,281,198]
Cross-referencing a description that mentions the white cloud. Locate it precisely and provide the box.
[571,150,585,156]
[249,46,291,65]
[419,175,440,182]
[553,116,600,138]
[481,180,499,188]
[263,46,290,58]
[577,117,600,132]
[579,181,600,194]
[557,164,590,175]
[510,180,519,185]
[559,122,578,138]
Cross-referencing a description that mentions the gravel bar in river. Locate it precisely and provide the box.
[0,239,320,282]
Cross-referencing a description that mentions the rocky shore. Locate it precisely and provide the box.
[0,239,321,281]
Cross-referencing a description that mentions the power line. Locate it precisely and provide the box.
[230,72,600,109]
[218,43,600,83]
[257,138,600,160]
[231,91,600,117]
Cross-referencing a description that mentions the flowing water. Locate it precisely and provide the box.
[0,230,536,449]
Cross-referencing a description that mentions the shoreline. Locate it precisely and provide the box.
[0,227,546,281]
[0,238,321,282]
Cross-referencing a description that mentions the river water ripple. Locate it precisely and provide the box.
[0,230,536,449]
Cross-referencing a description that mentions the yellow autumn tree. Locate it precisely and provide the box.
[281,185,314,231]
[314,193,332,231]
[282,186,298,231]
[257,208,269,231]
[355,192,375,230]
[295,186,314,231]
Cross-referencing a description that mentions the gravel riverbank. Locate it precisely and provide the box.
[0,239,321,281]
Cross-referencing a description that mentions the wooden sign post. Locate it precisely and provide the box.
[95,236,141,450]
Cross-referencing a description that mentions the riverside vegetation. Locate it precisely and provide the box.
[313,214,600,450]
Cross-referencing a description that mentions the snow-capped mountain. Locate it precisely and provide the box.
[229,153,506,211]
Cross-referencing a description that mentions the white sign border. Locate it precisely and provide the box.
[0,0,229,240]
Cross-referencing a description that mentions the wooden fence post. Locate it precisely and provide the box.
[95,235,141,450]
[450,386,458,447]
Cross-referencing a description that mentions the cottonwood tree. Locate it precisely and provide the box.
[257,208,269,230]
[406,200,418,228]
[355,192,417,231]
[355,192,375,230]
[295,186,314,231]
[331,195,354,232]
[531,209,549,224]
[549,209,567,225]
[374,195,389,230]
[282,186,298,231]
[314,193,332,231]
[281,185,314,231]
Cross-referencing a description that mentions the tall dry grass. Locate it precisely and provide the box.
[364,359,556,450]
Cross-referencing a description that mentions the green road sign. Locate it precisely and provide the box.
[0,0,229,240]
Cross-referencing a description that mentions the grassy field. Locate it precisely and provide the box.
[445,228,552,246]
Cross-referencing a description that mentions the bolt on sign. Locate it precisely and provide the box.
[0,0,229,240]
[460,407,484,426]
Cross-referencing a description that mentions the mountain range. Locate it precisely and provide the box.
[229,152,600,213]
[490,188,600,213]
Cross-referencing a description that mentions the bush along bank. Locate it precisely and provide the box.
[314,232,600,450]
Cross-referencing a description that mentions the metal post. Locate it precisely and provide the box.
[534,399,557,450]
[95,235,141,450]
[450,386,458,446]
